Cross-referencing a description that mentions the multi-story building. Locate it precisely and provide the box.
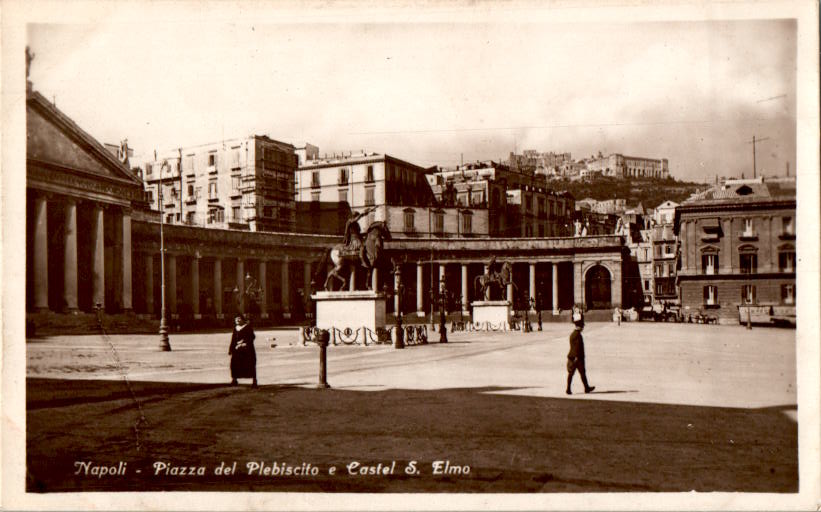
[674,177,796,323]
[508,150,573,175]
[295,150,435,235]
[429,161,574,237]
[654,200,679,225]
[652,223,678,301]
[586,153,670,179]
[141,136,298,232]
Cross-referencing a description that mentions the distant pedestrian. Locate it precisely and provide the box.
[566,318,595,395]
[229,314,258,388]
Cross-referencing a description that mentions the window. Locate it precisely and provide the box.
[146,190,154,204]
[232,174,242,192]
[462,213,472,234]
[703,285,718,306]
[741,285,756,304]
[782,284,795,305]
[742,218,755,237]
[311,191,320,203]
[644,280,650,291]
[782,216,795,236]
[311,171,320,188]
[208,153,217,167]
[702,253,718,275]
[166,214,174,223]
[665,244,675,256]
[779,251,796,272]
[433,212,444,234]
[208,181,218,199]
[338,168,349,185]
[366,165,374,182]
[471,191,484,206]
[525,195,533,212]
[208,208,224,224]
[187,184,194,197]
[145,163,153,175]
[365,188,375,206]
[232,206,241,221]
[338,189,348,204]
[404,211,415,232]
[186,212,196,225]
[656,283,663,295]
[739,253,757,274]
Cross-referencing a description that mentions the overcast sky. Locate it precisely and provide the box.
[28,17,796,182]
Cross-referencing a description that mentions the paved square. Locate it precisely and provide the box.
[26,322,797,492]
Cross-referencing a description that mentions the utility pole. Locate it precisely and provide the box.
[746,135,770,179]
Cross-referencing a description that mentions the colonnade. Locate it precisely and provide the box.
[29,192,132,313]
[137,252,317,321]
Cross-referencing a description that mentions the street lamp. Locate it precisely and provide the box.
[438,282,448,343]
[157,156,171,351]
[392,266,405,349]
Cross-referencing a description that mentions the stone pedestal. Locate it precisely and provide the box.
[471,300,511,327]
[313,291,386,332]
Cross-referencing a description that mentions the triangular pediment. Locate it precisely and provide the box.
[27,91,142,186]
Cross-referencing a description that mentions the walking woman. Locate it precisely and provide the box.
[229,314,258,387]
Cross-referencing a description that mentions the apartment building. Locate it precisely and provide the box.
[674,177,796,323]
[142,135,297,232]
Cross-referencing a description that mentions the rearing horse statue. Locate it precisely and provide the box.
[323,221,392,291]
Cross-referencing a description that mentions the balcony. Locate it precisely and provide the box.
[185,195,197,205]
[310,180,321,189]
[738,230,758,241]
[779,230,796,241]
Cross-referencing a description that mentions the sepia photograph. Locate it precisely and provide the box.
[2,0,819,510]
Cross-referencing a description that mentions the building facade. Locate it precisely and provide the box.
[674,178,796,323]
[141,136,298,232]
[26,88,146,314]
[586,153,670,179]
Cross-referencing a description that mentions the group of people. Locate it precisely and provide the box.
[227,306,596,395]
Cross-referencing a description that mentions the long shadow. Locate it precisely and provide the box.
[26,378,797,494]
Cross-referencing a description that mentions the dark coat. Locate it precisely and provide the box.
[568,329,585,361]
[229,323,257,379]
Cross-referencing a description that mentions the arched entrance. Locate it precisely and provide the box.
[585,265,612,309]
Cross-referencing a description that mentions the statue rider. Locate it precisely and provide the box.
[343,206,376,269]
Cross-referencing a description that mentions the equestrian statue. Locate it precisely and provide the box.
[474,256,515,300]
[321,207,392,291]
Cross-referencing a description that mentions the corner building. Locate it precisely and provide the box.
[674,178,796,323]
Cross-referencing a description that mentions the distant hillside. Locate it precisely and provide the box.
[548,176,707,210]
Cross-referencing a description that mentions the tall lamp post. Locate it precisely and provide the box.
[438,282,448,343]
[158,156,171,351]
[392,264,405,349]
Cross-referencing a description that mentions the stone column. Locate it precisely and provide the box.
[461,264,468,312]
[144,254,154,315]
[416,262,424,315]
[349,265,357,292]
[371,267,378,292]
[214,258,223,317]
[574,261,583,307]
[506,282,514,304]
[610,262,623,308]
[33,195,49,311]
[281,259,291,319]
[236,259,245,313]
[167,254,177,315]
[259,260,268,318]
[529,262,536,309]
[552,262,560,314]
[63,199,78,312]
[92,204,105,309]
[483,264,491,300]
[191,256,200,318]
[121,210,132,312]
[394,270,401,315]
[304,261,312,294]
